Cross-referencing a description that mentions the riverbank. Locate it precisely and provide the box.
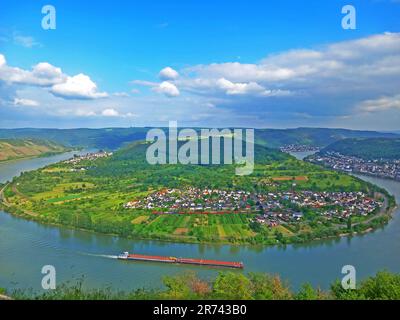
[4,269,400,300]
[0,180,396,247]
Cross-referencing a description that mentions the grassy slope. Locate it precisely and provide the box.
[0,139,68,162]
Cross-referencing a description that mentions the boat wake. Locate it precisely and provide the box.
[83,253,118,259]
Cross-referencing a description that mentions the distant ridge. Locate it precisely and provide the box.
[0,127,398,150]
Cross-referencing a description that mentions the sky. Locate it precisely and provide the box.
[0,0,400,130]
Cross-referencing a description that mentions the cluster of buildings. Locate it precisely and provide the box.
[124,187,381,226]
[308,152,400,181]
[63,151,113,165]
[280,145,320,153]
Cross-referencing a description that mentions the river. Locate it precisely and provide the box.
[1,152,400,293]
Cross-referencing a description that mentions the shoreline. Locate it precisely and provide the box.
[0,149,74,165]
[1,199,396,248]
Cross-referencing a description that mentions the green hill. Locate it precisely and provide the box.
[321,138,400,160]
[254,127,399,149]
[0,139,68,162]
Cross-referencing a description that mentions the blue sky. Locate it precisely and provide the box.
[0,0,400,129]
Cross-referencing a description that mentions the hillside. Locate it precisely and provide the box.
[254,128,399,149]
[0,128,149,150]
[0,127,398,150]
[0,139,68,162]
[321,138,400,160]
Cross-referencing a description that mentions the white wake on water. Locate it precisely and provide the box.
[82,253,118,259]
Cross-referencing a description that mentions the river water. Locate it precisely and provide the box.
[1,152,400,293]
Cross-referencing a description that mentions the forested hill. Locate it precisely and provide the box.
[0,128,149,150]
[0,139,67,161]
[0,127,398,150]
[86,140,292,191]
[321,138,400,160]
[254,127,399,148]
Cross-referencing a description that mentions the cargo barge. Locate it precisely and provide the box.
[118,252,244,269]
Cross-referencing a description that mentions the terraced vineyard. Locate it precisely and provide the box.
[0,139,68,162]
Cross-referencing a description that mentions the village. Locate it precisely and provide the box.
[63,151,113,166]
[124,187,382,227]
[280,144,320,153]
[307,152,400,181]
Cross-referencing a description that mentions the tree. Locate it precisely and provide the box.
[212,272,252,300]
[296,283,319,300]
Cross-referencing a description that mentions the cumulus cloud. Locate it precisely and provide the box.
[153,81,180,97]
[50,74,108,99]
[159,67,179,80]
[177,32,400,96]
[2,32,400,129]
[0,54,65,86]
[0,54,107,100]
[13,98,39,107]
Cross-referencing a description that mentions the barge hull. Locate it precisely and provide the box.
[119,253,243,269]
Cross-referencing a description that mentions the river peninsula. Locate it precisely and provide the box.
[0,144,396,246]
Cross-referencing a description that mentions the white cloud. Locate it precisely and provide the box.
[178,32,400,94]
[101,108,119,117]
[0,54,65,86]
[358,95,400,112]
[154,81,180,97]
[32,63,63,82]
[215,78,289,96]
[2,32,400,129]
[0,54,5,67]
[100,108,137,118]
[51,74,108,99]
[0,54,107,100]
[13,98,39,107]
[159,67,179,80]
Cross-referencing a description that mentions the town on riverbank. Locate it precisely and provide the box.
[307,152,400,181]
